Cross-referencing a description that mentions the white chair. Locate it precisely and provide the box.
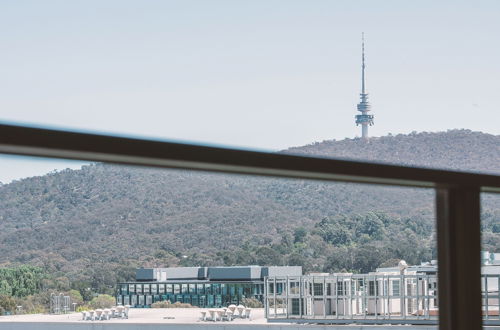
[244,308,251,319]
[95,309,103,320]
[88,310,95,321]
[223,310,233,321]
[237,305,245,318]
[81,311,88,321]
[116,305,124,318]
[103,309,111,320]
[216,309,224,321]
[124,305,130,319]
[227,304,237,314]
[200,311,206,321]
[208,309,216,321]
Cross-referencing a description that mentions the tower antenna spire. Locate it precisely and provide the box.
[355,32,374,139]
[362,32,366,94]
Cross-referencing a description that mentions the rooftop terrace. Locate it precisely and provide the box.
[0,308,446,329]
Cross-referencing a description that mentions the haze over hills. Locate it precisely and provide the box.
[0,130,499,292]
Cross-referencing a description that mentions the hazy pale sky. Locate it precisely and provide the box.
[1,0,499,183]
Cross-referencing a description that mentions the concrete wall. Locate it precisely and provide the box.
[136,269,155,281]
[265,267,302,278]
[208,266,261,281]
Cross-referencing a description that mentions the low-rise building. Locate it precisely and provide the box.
[265,253,500,325]
[117,265,302,308]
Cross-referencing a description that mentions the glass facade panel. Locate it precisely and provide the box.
[243,284,251,297]
[213,283,221,295]
[199,295,206,307]
[215,295,222,306]
[191,295,199,307]
[119,281,265,308]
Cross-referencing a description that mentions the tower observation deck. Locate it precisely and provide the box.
[355,33,374,139]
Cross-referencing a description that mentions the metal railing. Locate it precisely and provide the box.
[265,274,500,325]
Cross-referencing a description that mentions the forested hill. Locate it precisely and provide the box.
[0,129,499,293]
[285,130,500,174]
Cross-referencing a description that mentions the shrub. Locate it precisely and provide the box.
[89,294,115,309]
[76,305,91,312]
[68,289,84,306]
[151,301,194,308]
[0,295,16,315]
[242,297,263,308]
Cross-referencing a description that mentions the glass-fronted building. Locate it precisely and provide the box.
[117,265,302,308]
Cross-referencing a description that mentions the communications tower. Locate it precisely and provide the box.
[355,33,374,139]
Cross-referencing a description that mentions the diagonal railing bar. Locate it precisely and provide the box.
[1,123,500,192]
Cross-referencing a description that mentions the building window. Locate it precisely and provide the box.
[337,282,344,296]
[174,284,180,294]
[313,283,323,296]
[291,298,301,315]
[392,280,400,296]
[369,281,378,296]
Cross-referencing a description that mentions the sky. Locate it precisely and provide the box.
[1,0,499,183]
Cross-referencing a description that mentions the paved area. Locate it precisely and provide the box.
[0,308,268,325]
[0,309,445,329]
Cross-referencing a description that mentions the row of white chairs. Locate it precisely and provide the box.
[81,305,130,321]
[200,305,252,322]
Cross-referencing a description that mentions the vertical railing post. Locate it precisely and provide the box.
[436,185,482,330]
[286,276,289,319]
[264,277,268,319]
